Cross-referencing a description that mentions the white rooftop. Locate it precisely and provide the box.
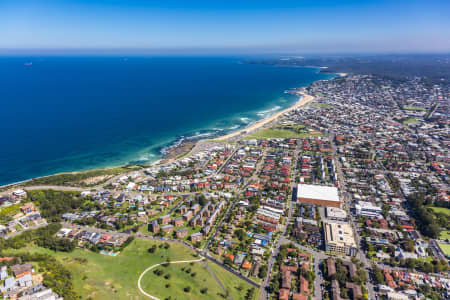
[297,184,339,202]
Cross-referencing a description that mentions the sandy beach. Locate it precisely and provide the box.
[214,90,315,141]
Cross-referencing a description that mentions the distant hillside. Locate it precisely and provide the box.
[245,54,450,83]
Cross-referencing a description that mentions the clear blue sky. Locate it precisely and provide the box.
[1,0,449,53]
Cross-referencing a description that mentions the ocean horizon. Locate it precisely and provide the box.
[0,56,335,186]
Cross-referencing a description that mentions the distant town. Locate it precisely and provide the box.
[0,71,448,300]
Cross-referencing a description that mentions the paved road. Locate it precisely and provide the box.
[204,148,266,252]
[4,222,48,240]
[330,132,375,300]
[259,144,298,300]
[279,237,328,300]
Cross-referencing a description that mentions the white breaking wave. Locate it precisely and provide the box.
[138,153,156,161]
[239,117,251,124]
[185,132,214,140]
[256,105,282,116]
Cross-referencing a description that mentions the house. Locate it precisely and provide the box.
[2,277,15,291]
[281,269,291,289]
[345,282,362,300]
[183,211,193,221]
[343,261,357,278]
[11,263,33,278]
[190,232,203,242]
[292,294,307,300]
[159,215,171,225]
[13,189,27,198]
[299,275,309,295]
[279,288,290,300]
[178,205,188,214]
[331,280,342,300]
[150,220,159,233]
[161,225,174,234]
[224,253,234,262]
[20,203,35,214]
[17,274,32,287]
[176,228,188,238]
[99,234,112,244]
[173,217,183,227]
[241,260,252,270]
[191,204,200,214]
[234,254,245,266]
[394,247,418,259]
[327,259,336,277]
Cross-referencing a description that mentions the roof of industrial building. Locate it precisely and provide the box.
[297,184,339,202]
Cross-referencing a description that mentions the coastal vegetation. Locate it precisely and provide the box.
[22,165,142,187]
[1,223,75,253]
[0,204,21,224]
[27,190,85,222]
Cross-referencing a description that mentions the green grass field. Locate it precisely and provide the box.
[403,106,426,111]
[314,103,333,109]
[429,207,450,216]
[6,239,197,299]
[440,230,450,239]
[243,128,324,140]
[438,243,450,257]
[402,118,418,125]
[6,238,257,300]
[207,261,258,300]
[140,262,225,300]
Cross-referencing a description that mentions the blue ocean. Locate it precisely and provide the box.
[0,56,334,185]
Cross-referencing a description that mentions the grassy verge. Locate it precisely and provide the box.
[403,106,426,111]
[429,206,450,216]
[440,230,450,239]
[402,118,418,125]
[207,261,259,300]
[438,243,450,257]
[314,103,333,109]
